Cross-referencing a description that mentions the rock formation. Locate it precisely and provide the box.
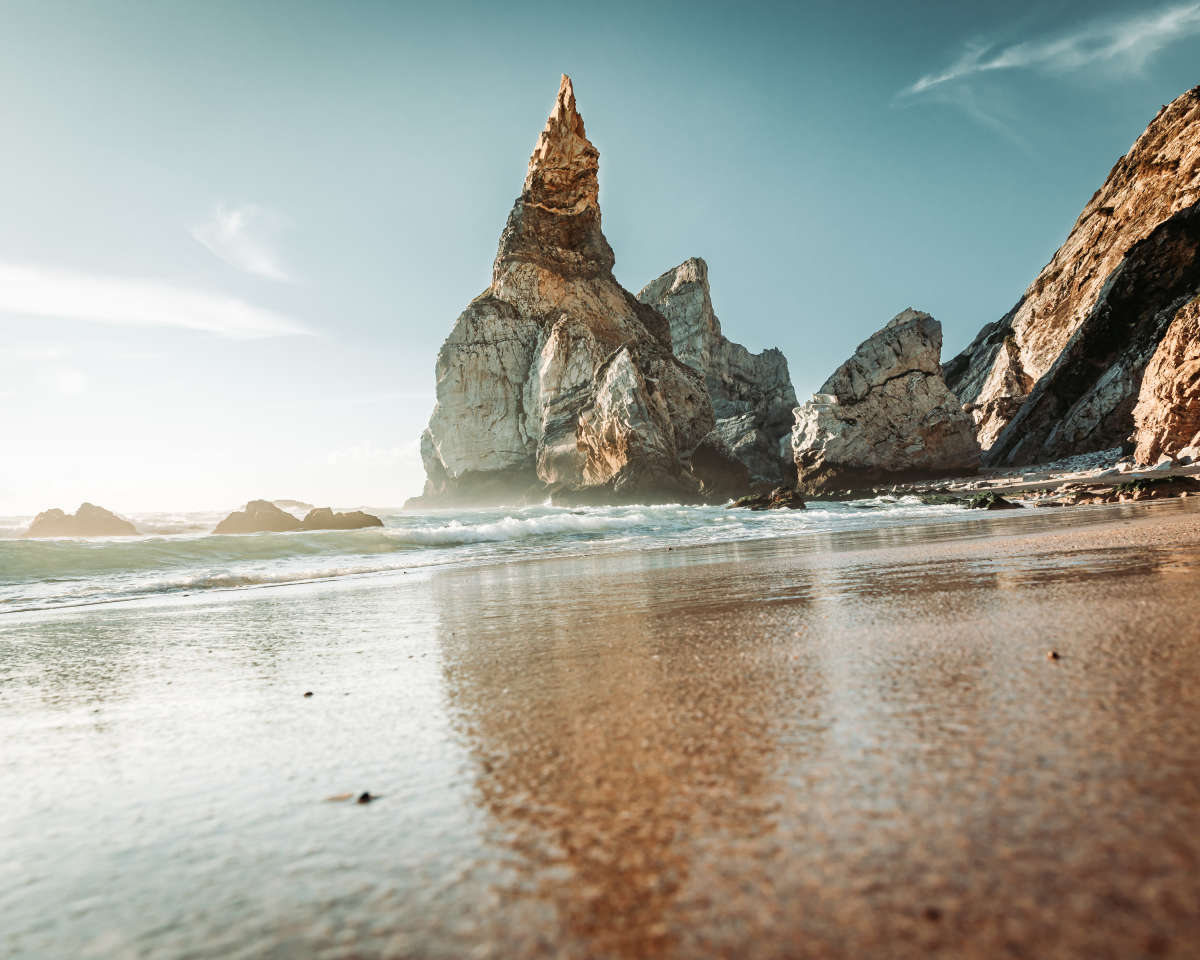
[637,258,797,482]
[417,76,720,506]
[944,85,1200,464]
[792,309,981,492]
[23,503,137,538]
[979,205,1200,465]
[1132,295,1200,463]
[214,500,382,534]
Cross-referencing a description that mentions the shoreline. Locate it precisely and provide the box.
[6,497,1200,958]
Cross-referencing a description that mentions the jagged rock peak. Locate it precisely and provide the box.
[637,257,798,482]
[523,74,599,215]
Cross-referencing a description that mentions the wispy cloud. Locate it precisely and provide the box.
[0,261,310,339]
[904,2,1200,96]
[190,203,295,282]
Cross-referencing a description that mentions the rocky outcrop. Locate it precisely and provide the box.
[214,500,382,534]
[981,203,1200,466]
[1132,295,1200,463]
[792,310,981,493]
[417,76,716,506]
[728,486,807,511]
[637,258,797,482]
[23,503,137,538]
[945,85,1200,460]
[298,508,384,531]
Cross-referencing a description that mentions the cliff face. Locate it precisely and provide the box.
[419,76,715,505]
[944,86,1200,463]
[637,258,797,482]
[1132,294,1200,462]
[981,204,1200,465]
[793,310,980,492]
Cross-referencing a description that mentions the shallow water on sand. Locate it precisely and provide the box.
[3,500,1200,959]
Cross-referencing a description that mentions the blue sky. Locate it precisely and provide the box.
[2,0,1199,512]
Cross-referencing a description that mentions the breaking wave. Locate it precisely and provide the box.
[0,499,970,613]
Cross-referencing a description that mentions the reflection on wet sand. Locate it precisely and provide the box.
[435,553,829,957]
[432,504,1200,958]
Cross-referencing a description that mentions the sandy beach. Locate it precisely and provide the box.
[2,498,1199,958]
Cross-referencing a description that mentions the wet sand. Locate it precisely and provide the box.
[5,500,1200,958]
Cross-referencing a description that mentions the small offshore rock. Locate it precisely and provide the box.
[729,486,807,511]
[964,492,1023,510]
[303,691,313,698]
[23,502,138,538]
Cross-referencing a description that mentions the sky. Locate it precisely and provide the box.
[2,0,1199,513]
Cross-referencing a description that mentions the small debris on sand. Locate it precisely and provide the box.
[1047,650,1061,661]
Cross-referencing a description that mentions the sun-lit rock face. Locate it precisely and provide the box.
[945,85,1200,461]
[792,309,980,492]
[1132,294,1200,464]
[637,258,797,482]
[418,76,716,505]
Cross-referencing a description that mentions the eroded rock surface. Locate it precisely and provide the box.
[945,86,1200,457]
[981,203,1200,466]
[418,76,714,506]
[1132,296,1200,463]
[23,503,137,538]
[637,258,797,482]
[792,310,980,493]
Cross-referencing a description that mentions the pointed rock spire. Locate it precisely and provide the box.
[523,74,600,214]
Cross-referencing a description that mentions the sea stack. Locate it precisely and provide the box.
[944,86,1200,466]
[416,75,718,506]
[22,503,138,538]
[792,309,980,493]
[637,258,797,482]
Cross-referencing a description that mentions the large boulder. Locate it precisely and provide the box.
[637,258,797,482]
[1132,295,1200,463]
[214,501,383,534]
[945,85,1200,461]
[23,503,137,538]
[417,76,714,507]
[792,310,981,493]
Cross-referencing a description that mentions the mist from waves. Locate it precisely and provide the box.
[0,497,974,613]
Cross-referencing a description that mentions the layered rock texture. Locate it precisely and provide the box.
[1132,295,1200,462]
[944,86,1200,465]
[418,76,719,505]
[637,258,797,482]
[792,310,981,492]
[23,503,137,538]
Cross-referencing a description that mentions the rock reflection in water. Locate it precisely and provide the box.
[434,551,829,958]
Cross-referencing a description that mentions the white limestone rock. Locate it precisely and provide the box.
[637,258,797,481]
[792,309,981,492]
[416,76,715,506]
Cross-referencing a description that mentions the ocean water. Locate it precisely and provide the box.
[0,498,978,614]
[4,498,1200,959]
